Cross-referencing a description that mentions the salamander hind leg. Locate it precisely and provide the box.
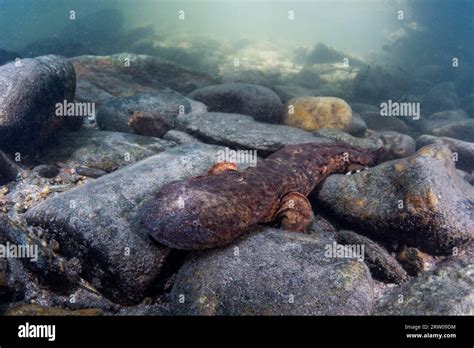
[207,161,238,175]
[273,192,314,234]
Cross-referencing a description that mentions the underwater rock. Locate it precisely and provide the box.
[41,129,175,173]
[21,38,95,59]
[352,66,406,103]
[75,80,114,105]
[346,112,367,137]
[170,228,374,315]
[96,91,191,136]
[25,144,229,304]
[33,164,60,179]
[375,242,473,315]
[316,144,474,255]
[71,53,218,97]
[366,130,416,159]
[0,151,19,185]
[272,84,319,103]
[420,118,474,142]
[416,134,474,172]
[176,112,332,155]
[283,96,352,132]
[422,82,461,115]
[163,130,203,145]
[357,110,410,134]
[396,247,436,277]
[313,129,383,153]
[188,83,283,123]
[336,230,408,284]
[0,55,81,155]
[0,49,19,66]
[304,43,366,68]
[288,67,323,89]
[75,166,107,179]
[222,69,273,88]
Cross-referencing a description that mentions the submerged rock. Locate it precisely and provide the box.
[336,230,408,284]
[375,243,473,315]
[188,83,283,123]
[416,134,474,172]
[96,91,191,136]
[313,129,383,153]
[0,55,81,155]
[163,130,202,145]
[316,144,474,255]
[272,84,318,103]
[71,53,218,98]
[170,228,374,315]
[420,118,474,142]
[0,151,19,185]
[41,129,175,172]
[176,112,332,155]
[346,113,367,137]
[24,144,231,304]
[366,130,416,159]
[283,96,352,132]
[33,164,60,179]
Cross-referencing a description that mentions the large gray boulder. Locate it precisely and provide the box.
[316,144,474,255]
[41,129,175,172]
[176,112,332,155]
[96,90,191,136]
[188,83,283,123]
[0,55,81,155]
[416,134,474,172]
[170,228,374,315]
[25,144,229,304]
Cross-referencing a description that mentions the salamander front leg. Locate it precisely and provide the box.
[274,192,314,233]
[207,161,238,175]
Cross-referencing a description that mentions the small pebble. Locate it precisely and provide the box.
[34,164,60,178]
[75,166,107,178]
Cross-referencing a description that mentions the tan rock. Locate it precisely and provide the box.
[283,96,352,131]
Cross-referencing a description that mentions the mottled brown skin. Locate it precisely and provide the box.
[140,143,377,250]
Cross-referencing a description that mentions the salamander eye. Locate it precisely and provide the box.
[192,220,199,227]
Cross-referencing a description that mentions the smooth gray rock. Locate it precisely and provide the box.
[272,84,318,103]
[316,144,474,255]
[420,118,474,142]
[313,128,383,152]
[188,83,283,123]
[176,112,332,155]
[347,113,367,137]
[25,144,229,304]
[163,130,202,145]
[170,228,374,315]
[416,134,474,172]
[96,90,191,135]
[41,129,175,172]
[0,55,81,155]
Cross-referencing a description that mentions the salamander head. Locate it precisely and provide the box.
[139,181,229,250]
